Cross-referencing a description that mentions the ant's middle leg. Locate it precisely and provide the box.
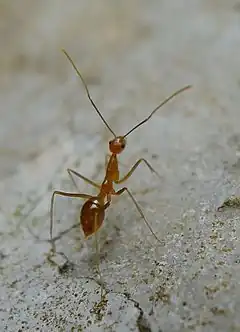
[67,168,101,191]
[114,187,162,244]
[115,158,161,184]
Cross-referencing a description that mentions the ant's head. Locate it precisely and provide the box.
[109,136,126,155]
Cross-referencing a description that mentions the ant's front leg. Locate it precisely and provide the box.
[115,158,161,184]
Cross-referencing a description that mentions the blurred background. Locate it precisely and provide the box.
[1,0,239,181]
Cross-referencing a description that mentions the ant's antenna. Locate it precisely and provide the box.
[62,49,116,138]
[123,85,191,138]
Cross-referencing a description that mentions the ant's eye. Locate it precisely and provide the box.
[121,143,125,149]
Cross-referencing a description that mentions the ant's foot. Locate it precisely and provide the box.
[46,248,73,274]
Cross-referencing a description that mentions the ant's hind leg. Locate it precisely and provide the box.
[67,168,101,191]
[94,221,104,300]
[48,190,92,266]
[114,187,163,245]
[115,158,161,185]
[93,206,110,301]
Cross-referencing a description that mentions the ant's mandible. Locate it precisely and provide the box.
[48,49,191,296]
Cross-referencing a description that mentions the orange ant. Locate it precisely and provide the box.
[48,49,191,297]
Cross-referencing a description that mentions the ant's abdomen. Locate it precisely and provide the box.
[80,197,104,238]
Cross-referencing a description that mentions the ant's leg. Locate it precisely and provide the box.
[93,213,104,300]
[92,202,110,300]
[114,187,162,244]
[49,190,92,258]
[115,158,160,184]
[67,168,101,191]
[93,200,111,299]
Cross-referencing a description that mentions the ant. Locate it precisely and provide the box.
[48,49,191,299]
